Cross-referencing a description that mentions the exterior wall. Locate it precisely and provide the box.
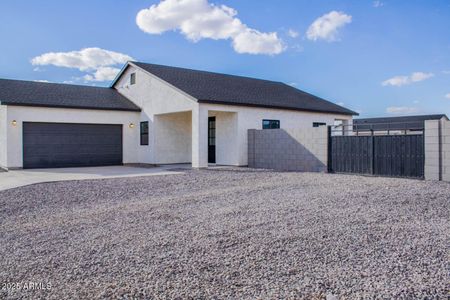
[425,120,441,180]
[248,127,328,172]
[154,111,192,164]
[0,105,7,169]
[114,64,352,168]
[443,120,450,181]
[201,103,351,166]
[4,106,140,169]
[208,111,238,165]
[191,105,208,168]
[425,118,450,181]
[114,65,197,164]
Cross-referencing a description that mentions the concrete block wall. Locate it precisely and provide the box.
[248,127,328,172]
[425,119,450,181]
[442,120,450,182]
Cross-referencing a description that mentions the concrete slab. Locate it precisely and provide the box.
[0,165,190,191]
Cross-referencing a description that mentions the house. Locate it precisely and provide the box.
[0,62,357,170]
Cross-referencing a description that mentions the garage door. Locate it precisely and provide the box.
[23,122,123,169]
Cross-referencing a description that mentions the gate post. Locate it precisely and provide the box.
[424,120,441,180]
[327,126,332,173]
[370,129,375,175]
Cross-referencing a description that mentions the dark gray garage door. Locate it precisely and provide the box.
[23,122,123,169]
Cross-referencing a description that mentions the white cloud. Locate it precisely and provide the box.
[287,29,299,38]
[382,72,434,87]
[232,30,284,54]
[31,47,132,82]
[445,93,450,99]
[373,1,384,8]
[83,67,121,82]
[382,75,409,87]
[306,11,352,42]
[33,80,49,83]
[410,72,434,82]
[136,0,285,55]
[386,106,419,115]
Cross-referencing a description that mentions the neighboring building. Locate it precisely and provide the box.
[0,62,357,170]
[353,115,449,134]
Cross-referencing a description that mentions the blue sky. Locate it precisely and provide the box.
[0,0,449,117]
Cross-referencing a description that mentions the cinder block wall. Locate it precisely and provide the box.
[248,127,328,172]
[425,119,450,182]
[425,120,441,180]
[442,120,450,182]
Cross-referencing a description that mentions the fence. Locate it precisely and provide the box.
[247,119,450,182]
[248,127,327,172]
[425,119,450,181]
[328,121,425,179]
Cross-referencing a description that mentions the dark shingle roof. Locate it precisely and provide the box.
[354,114,448,131]
[0,79,140,111]
[131,62,357,116]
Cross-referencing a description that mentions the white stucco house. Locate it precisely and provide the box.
[0,62,357,170]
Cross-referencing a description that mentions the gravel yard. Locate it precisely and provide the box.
[0,169,448,299]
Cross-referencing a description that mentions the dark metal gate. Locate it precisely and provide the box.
[328,122,425,179]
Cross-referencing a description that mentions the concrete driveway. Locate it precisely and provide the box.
[0,165,189,191]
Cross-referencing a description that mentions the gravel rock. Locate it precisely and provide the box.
[0,169,448,299]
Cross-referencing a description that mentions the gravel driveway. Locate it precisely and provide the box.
[0,169,448,299]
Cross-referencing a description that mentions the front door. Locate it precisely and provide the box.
[208,117,216,164]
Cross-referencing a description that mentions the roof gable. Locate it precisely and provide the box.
[127,62,357,116]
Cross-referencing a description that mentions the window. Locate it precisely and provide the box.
[130,72,136,85]
[313,122,327,128]
[140,121,149,145]
[262,119,280,129]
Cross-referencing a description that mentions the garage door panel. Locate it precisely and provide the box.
[23,122,123,169]
[25,137,123,146]
[24,144,122,155]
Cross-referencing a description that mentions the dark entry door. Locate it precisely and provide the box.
[23,122,123,169]
[208,117,216,164]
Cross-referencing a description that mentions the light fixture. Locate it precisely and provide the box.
[11,120,17,126]
[129,123,135,128]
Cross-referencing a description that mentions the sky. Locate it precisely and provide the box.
[0,0,449,117]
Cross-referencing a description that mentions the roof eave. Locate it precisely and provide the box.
[197,99,358,116]
[1,102,141,112]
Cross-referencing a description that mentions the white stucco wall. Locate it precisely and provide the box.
[0,105,7,168]
[208,111,238,166]
[114,64,197,164]
[154,111,192,164]
[201,103,352,166]
[5,106,140,169]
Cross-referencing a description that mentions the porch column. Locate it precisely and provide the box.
[192,106,208,168]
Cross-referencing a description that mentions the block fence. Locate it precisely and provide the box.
[248,122,450,182]
[425,119,450,182]
[248,127,328,172]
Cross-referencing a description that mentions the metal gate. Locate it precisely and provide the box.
[328,122,425,179]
